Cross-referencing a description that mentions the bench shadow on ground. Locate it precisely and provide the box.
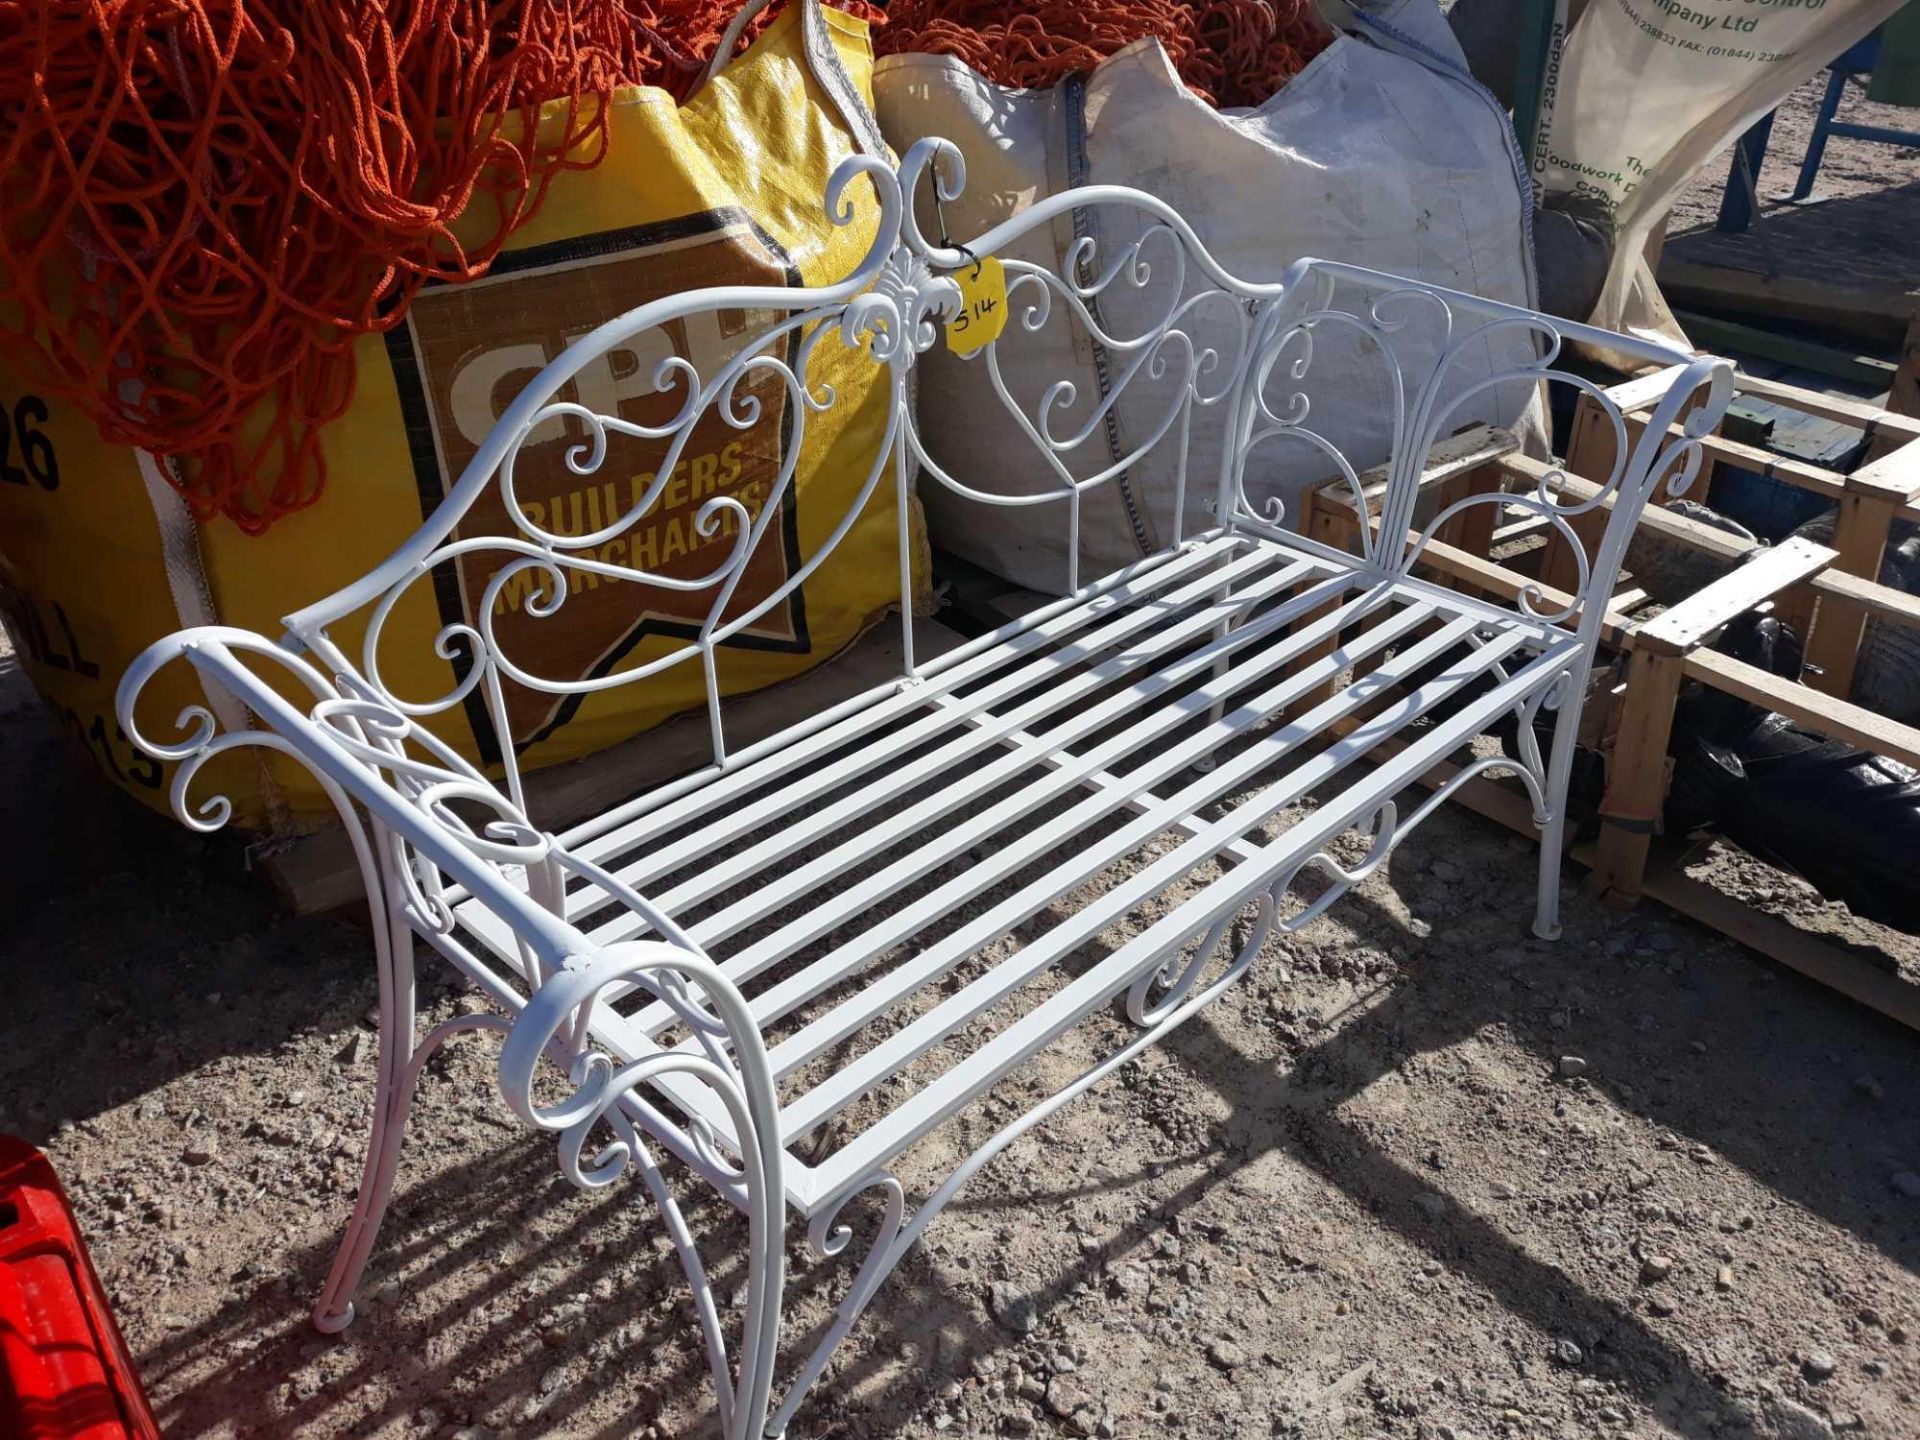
[117,837,1920,1440]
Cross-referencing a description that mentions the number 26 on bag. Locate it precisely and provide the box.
[945,256,1008,357]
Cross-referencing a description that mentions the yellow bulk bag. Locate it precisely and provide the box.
[0,2,922,831]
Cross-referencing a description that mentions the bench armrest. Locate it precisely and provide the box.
[497,942,786,1433]
[498,942,784,1203]
[115,625,590,965]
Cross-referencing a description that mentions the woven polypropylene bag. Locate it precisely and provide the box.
[0,4,924,829]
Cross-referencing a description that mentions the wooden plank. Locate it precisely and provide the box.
[1673,311,1899,390]
[1634,536,1837,657]
[1356,711,1920,1036]
[1407,524,1920,709]
[1845,430,1920,505]
[1397,529,1920,767]
[1547,374,1732,590]
[1734,394,1860,472]
[1801,493,1897,699]
[1604,364,1698,417]
[982,585,1053,627]
[1810,565,1920,632]
[1681,648,1920,769]
[1544,394,1627,593]
[1402,533,1636,649]
[1729,373,1920,447]
[1637,859,1920,1034]
[1792,439,1920,694]
[1512,456,1761,566]
[1694,429,1849,503]
[1493,512,1552,546]
[1604,414,1920,527]
[1657,259,1917,345]
[263,616,973,915]
[1291,427,1518,718]
[1892,313,1920,422]
[1436,461,1504,594]
[1492,456,1920,649]
[1589,648,1685,906]
[1601,385,1908,510]
[1622,501,1760,564]
[1315,422,1520,517]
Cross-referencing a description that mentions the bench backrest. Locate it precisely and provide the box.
[120,137,1731,944]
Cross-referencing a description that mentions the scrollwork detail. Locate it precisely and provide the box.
[1126,892,1277,1028]
[1272,800,1400,935]
[498,943,784,1440]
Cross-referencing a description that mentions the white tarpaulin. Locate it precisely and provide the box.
[1536,0,1907,339]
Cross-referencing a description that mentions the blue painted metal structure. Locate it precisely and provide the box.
[1716,31,1920,234]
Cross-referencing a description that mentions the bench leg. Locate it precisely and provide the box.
[1533,810,1568,941]
[502,944,789,1440]
[1587,649,1683,911]
[313,857,421,1333]
[312,835,515,1335]
[777,899,1283,1432]
[1531,665,1592,941]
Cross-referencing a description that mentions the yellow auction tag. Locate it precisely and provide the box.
[945,255,1008,356]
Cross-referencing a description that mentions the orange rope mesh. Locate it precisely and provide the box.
[875,1,1331,110]
[0,2,1318,534]
[0,1,881,533]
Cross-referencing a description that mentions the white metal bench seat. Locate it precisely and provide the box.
[445,526,1576,1216]
[119,138,1730,1439]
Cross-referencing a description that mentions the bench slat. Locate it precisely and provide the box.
[563,534,1251,870]
[647,565,1352,950]
[774,612,1528,1140]
[680,580,1435,1048]
[577,548,1320,925]
[804,627,1571,1201]
[450,538,1304,976]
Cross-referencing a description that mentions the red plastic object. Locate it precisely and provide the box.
[0,1136,160,1439]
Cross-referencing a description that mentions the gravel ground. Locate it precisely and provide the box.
[1665,72,1920,238]
[5,591,1919,1440]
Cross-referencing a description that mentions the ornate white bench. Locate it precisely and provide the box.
[118,139,1729,1438]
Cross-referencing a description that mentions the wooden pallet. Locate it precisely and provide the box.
[1297,379,1920,1032]
[1656,257,1919,348]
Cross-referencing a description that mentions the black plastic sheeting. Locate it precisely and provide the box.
[1663,614,1920,934]
[1788,514,1920,725]
[1493,613,1920,934]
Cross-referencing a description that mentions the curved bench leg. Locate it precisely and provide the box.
[767,1177,907,1438]
[1532,679,1584,942]
[501,946,789,1437]
[1533,810,1566,941]
[771,894,1281,1431]
[313,847,422,1334]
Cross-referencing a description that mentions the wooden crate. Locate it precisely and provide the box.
[1298,375,1920,1031]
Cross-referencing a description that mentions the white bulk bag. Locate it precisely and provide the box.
[874,0,1546,593]
[1534,0,1905,339]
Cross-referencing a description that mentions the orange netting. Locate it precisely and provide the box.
[875,1,1331,110]
[0,1,1322,535]
[0,0,881,534]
